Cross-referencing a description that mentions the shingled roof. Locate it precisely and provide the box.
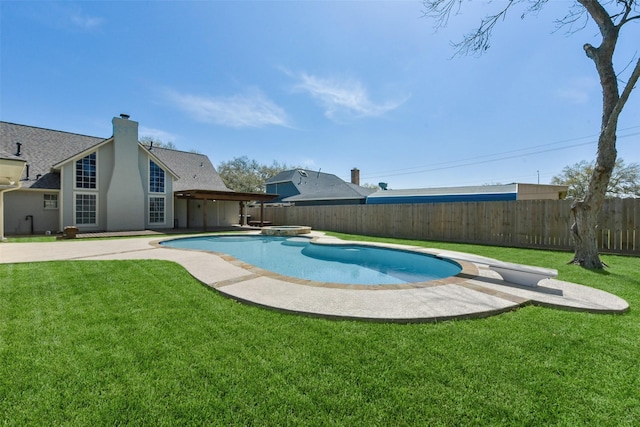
[0,121,230,192]
[266,169,375,203]
[0,122,106,189]
[146,146,231,192]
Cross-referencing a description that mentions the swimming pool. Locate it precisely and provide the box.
[161,235,462,285]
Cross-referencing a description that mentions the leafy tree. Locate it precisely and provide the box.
[552,159,640,199]
[422,0,640,269]
[218,156,298,193]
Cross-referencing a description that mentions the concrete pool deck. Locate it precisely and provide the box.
[0,231,629,322]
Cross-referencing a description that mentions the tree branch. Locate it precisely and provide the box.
[608,58,640,129]
[577,0,617,36]
[422,0,552,56]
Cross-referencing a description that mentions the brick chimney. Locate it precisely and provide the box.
[351,168,360,186]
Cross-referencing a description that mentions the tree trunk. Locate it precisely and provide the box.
[424,0,640,269]
[570,189,608,269]
[568,106,617,269]
[568,0,639,269]
[569,53,640,269]
[570,200,602,268]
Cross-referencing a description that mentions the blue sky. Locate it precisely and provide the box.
[1,1,638,189]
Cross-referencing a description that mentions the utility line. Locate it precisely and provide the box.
[360,127,640,180]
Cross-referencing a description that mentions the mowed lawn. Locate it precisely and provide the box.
[1,234,639,426]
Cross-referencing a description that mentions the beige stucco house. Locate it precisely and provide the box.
[0,115,275,237]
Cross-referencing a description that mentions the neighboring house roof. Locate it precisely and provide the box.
[367,183,568,204]
[0,121,230,193]
[369,184,519,198]
[1,121,106,189]
[266,169,375,203]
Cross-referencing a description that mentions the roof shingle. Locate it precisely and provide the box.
[266,168,374,203]
[0,122,105,189]
[0,121,229,192]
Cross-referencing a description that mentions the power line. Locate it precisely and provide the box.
[360,127,640,181]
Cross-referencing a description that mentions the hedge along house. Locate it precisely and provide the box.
[0,115,276,236]
[366,183,569,205]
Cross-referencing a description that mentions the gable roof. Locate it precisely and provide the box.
[147,146,230,192]
[0,121,230,193]
[0,121,106,189]
[266,168,375,202]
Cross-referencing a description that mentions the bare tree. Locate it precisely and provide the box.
[423,0,640,269]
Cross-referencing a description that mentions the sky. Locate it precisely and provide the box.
[1,0,638,189]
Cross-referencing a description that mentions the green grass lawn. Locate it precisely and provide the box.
[1,234,638,426]
[2,235,58,243]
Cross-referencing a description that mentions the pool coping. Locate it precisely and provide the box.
[154,234,480,291]
[153,231,630,322]
[0,231,629,323]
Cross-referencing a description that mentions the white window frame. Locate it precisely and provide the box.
[74,192,98,226]
[43,193,59,210]
[149,160,165,194]
[148,196,165,225]
[75,152,99,190]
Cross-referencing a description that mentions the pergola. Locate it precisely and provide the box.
[174,189,278,230]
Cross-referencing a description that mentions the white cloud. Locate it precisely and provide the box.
[292,72,407,121]
[27,3,104,32]
[299,158,317,169]
[556,77,598,104]
[167,89,291,128]
[69,12,103,30]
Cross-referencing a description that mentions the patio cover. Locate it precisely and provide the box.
[175,189,278,227]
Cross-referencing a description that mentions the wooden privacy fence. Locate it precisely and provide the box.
[247,198,640,255]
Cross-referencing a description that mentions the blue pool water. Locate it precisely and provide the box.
[161,235,461,285]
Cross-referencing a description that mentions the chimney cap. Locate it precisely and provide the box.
[120,113,130,119]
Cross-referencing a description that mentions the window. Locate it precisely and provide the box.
[43,193,58,209]
[75,193,96,225]
[149,196,165,224]
[76,153,97,189]
[149,160,165,193]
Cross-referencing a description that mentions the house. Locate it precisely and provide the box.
[366,183,569,205]
[0,115,276,237]
[265,168,375,206]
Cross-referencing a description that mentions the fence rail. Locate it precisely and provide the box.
[248,198,640,255]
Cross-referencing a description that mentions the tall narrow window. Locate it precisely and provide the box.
[149,160,165,193]
[76,194,97,225]
[149,196,165,224]
[76,153,97,189]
